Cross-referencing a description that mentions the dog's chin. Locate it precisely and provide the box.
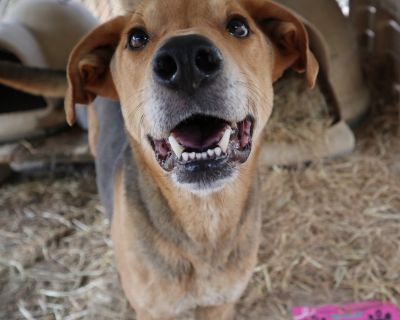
[171,164,239,195]
[148,114,254,194]
[171,158,239,195]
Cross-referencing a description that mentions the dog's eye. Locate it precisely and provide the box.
[128,29,149,50]
[227,17,250,38]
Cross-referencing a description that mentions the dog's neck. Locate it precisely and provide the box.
[158,166,256,245]
[128,138,260,246]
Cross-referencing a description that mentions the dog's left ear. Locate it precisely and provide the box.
[242,0,319,88]
[65,16,126,125]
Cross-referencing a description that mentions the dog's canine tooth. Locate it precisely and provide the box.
[214,147,222,157]
[168,136,184,158]
[182,152,189,162]
[189,152,196,160]
[231,122,238,129]
[218,127,232,153]
[207,149,215,158]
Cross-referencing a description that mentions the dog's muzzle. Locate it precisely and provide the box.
[148,35,254,191]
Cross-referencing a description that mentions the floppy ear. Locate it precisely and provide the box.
[65,16,126,125]
[242,0,319,88]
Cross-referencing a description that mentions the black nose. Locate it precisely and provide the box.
[152,35,223,95]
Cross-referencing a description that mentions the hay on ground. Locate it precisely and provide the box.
[0,99,399,319]
[265,72,335,144]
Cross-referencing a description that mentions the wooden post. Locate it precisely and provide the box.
[349,0,400,103]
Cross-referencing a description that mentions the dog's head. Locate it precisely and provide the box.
[65,0,318,194]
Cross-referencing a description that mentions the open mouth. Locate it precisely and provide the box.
[149,114,254,173]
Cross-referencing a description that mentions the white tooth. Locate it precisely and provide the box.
[189,152,196,160]
[202,152,208,160]
[168,136,184,158]
[182,152,189,162]
[231,122,238,129]
[207,149,215,158]
[214,147,222,157]
[218,127,232,153]
[196,153,202,160]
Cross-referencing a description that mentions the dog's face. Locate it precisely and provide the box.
[65,0,318,193]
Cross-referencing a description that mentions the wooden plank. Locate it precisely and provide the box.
[0,128,92,168]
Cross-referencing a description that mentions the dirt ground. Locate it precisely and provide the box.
[0,100,399,319]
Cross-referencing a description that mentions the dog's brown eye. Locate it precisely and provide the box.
[128,29,149,50]
[227,17,249,38]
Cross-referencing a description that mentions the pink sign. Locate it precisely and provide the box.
[293,301,400,320]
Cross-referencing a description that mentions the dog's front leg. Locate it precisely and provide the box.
[195,303,235,320]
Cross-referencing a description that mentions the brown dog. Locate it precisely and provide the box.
[63,0,316,319]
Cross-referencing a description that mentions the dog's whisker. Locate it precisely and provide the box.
[124,93,146,138]
[138,114,146,139]
[245,82,271,109]
[235,79,267,115]
[236,78,265,104]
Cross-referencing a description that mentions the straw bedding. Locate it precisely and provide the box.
[0,96,399,319]
[265,71,335,144]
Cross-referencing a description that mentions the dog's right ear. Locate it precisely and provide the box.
[65,16,126,125]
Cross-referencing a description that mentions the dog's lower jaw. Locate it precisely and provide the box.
[171,166,239,196]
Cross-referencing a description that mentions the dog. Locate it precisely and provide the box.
[1,0,318,318]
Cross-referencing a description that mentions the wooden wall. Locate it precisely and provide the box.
[350,0,400,102]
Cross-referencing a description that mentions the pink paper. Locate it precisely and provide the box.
[293,301,400,320]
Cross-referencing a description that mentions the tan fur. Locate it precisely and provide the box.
[65,1,318,319]
[87,104,98,156]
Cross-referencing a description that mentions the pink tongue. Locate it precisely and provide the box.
[172,119,227,150]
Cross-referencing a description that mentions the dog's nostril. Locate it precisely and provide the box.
[154,54,178,81]
[153,36,223,92]
[195,48,222,76]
